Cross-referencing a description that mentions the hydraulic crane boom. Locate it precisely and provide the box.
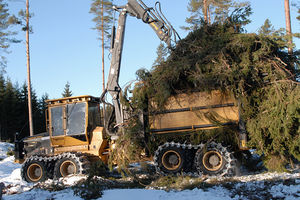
[102,0,179,136]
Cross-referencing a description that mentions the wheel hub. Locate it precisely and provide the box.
[162,150,182,170]
[60,160,76,177]
[169,154,179,165]
[27,163,42,182]
[209,154,220,166]
[202,150,223,171]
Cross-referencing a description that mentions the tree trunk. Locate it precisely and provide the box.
[203,0,208,23]
[284,0,293,55]
[101,1,105,93]
[26,0,34,136]
[101,0,106,119]
[207,5,211,24]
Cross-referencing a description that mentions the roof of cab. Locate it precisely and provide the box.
[46,95,100,106]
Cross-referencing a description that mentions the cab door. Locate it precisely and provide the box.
[49,103,89,149]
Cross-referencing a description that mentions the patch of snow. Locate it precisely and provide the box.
[0,157,21,179]
[102,187,233,200]
[61,174,86,186]
[0,158,33,195]
[0,142,14,160]
[4,188,82,200]
[270,183,300,199]
[205,172,300,184]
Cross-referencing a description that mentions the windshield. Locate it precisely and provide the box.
[66,102,86,135]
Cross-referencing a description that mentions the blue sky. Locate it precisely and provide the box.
[4,0,300,99]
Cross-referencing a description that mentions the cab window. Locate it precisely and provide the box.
[50,106,63,136]
[66,103,86,135]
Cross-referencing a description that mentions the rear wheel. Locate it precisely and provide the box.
[154,143,185,175]
[22,160,47,183]
[54,153,89,178]
[194,142,236,176]
[54,157,79,178]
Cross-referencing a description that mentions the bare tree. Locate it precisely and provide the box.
[284,0,293,55]
[90,0,113,94]
[203,0,208,23]
[25,0,33,136]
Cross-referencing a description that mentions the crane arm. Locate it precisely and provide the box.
[102,0,179,136]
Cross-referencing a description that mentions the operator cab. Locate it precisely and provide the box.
[46,96,103,147]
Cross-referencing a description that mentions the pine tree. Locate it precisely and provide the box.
[3,78,18,141]
[284,0,293,55]
[62,81,73,97]
[292,2,300,39]
[0,73,48,140]
[16,82,30,139]
[257,19,290,49]
[258,19,275,35]
[39,93,49,113]
[90,0,113,93]
[183,0,249,30]
[18,1,35,136]
[0,0,19,67]
[153,43,169,66]
[37,93,49,133]
[0,72,6,140]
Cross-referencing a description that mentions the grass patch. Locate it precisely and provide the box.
[6,147,14,157]
[149,175,213,191]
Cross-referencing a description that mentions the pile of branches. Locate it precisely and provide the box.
[126,16,300,171]
[109,9,300,172]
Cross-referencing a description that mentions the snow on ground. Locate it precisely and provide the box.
[4,187,233,200]
[0,152,33,195]
[0,142,13,160]
[102,187,233,200]
[0,142,299,200]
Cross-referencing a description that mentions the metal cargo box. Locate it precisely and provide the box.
[150,90,239,134]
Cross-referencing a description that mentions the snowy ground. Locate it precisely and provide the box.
[0,142,299,200]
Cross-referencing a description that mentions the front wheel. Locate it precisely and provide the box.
[54,157,79,178]
[54,153,89,179]
[22,160,47,183]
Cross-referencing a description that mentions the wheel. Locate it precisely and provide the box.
[194,142,236,176]
[22,160,47,183]
[54,157,80,178]
[154,143,185,175]
[54,153,89,178]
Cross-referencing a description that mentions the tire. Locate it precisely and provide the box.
[22,160,47,183]
[54,157,80,178]
[154,143,185,175]
[54,153,89,179]
[194,142,236,176]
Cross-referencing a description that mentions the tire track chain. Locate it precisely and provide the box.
[21,152,90,181]
[153,141,204,177]
[194,142,237,177]
[154,141,237,177]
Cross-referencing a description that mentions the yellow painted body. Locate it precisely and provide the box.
[150,90,239,134]
[19,91,243,166]
[46,95,109,164]
[83,127,109,164]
